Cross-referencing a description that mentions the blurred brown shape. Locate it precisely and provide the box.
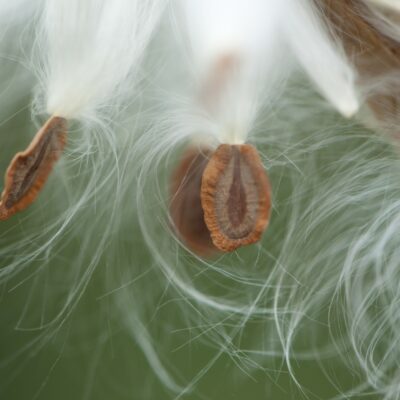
[170,146,218,256]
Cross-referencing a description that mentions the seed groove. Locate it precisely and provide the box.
[201,144,271,252]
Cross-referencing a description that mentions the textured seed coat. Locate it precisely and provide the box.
[201,144,271,252]
[0,116,67,220]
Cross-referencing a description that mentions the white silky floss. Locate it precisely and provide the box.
[39,0,164,121]
[180,0,359,146]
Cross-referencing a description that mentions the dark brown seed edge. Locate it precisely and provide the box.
[0,116,67,220]
[201,144,271,252]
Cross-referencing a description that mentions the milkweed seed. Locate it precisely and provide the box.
[0,116,67,220]
[201,144,271,252]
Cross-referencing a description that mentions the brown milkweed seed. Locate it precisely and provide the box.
[0,116,67,221]
[170,147,217,256]
[201,144,271,252]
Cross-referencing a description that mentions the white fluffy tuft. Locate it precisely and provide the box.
[366,0,400,12]
[39,0,164,120]
[178,0,359,147]
[284,0,359,117]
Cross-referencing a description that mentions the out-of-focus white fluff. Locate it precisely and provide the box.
[363,0,400,43]
[179,0,285,145]
[284,0,359,117]
[0,0,40,23]
[179,0,358,145]
[367,0,400,12]
[39,0,163,120]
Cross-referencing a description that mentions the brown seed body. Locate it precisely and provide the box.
[201,144,271,252]
[170,147,217,256]
[0,116,67,220]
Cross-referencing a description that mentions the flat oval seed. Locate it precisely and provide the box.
[0,116,67,220]
[170,147,218,256]
[201,144,271,252]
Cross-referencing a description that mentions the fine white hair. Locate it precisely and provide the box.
[36,0,164,121]
[1,1,400,399]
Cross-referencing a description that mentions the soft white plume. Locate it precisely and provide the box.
[284,0,359,117]
[179,0,359,146]
[366,0,400,12]
[180,0,287,145]
[39,0,164,120]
